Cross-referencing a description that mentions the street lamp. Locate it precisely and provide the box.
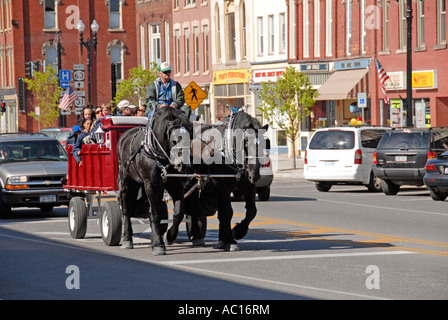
[76,19,99,104]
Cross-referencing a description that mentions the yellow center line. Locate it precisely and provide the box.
[231,212,448,257]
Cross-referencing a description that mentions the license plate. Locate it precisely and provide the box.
[40,195,56,203]
[323,161,335,166]
[444,167,448,175]
[395,155,407,162]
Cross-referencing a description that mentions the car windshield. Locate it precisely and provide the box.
[0,140,68,163]
[56,130,71,141]
[378,132,429,149]
[309,130,355,150]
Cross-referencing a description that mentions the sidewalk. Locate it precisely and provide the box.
[270,153,304,180]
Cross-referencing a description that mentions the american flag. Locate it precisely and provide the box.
[58,86,78,111]
[374,56,391,105]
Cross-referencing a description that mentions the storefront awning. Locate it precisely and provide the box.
[316,68,369,101]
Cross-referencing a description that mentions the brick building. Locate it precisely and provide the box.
[136,0,172,70]
[286,0,447,133]
[1,0,137,133]
[173,0,212,122]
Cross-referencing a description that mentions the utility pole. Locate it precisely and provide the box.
[405,0,413,127]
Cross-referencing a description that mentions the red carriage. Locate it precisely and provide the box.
[64,116,151,246]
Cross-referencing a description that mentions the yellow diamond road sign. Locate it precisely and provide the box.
[184,81,207,110]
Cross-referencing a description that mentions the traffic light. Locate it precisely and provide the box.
[1,102,6,113]
[32,61,40,73]
[25,62,32,78]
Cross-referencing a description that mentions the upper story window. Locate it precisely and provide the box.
[303,0,309,58]
[149,24,161,65]
[225,1,236,62]
[381,0,390,52]
[437,0,446,45]
[240,1,247,60]
[186,0,196,7]
[215,4,222,62]
[399,0,406,50]
[45,45,58,72]
[417,0,426,48]
[109,0,122,30]
[257,17,264,56]
[43,0,57,29]
[280,13,286,54]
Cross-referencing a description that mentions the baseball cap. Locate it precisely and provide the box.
[116,100,130,110]
[159,62,172,72]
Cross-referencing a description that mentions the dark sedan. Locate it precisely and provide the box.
[423,150,448,201]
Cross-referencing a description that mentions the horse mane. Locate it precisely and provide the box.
[230,111,262,130]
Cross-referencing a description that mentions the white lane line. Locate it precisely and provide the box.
[160,260,394,300]
[317,198,448,217]
[161,250,416,266]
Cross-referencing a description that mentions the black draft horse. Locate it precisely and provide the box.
[117,107,192,255]
[184,111,269,251]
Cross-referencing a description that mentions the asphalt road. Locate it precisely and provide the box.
[1,177,447,303]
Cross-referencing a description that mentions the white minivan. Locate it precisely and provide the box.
[304,127,389,192]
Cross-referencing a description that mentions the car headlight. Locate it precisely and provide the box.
[9,176,28,183]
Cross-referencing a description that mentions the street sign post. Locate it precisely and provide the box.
[184,81,207,110]
[357,92,367,124]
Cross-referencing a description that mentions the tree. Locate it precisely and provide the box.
[258,66,318,169]
[113,63,159,106]
[23,65,62,128]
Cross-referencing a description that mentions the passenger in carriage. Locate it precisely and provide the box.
[66,125,81,146]
[136,104,146,117]
[90,103,113,139]
[73,119,94,166]
[116,100,137,116]
[77,104,94,126]
[94,106,103,119]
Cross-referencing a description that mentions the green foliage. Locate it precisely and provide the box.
[113,63,159,106]
[259,67,318,161]
[23,65,62,128]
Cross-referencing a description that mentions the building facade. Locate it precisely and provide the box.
[173,0,213,122]
[249,0,288,152]
[210,0,252,123]
[287,0,448,137]
[1,0,137,133]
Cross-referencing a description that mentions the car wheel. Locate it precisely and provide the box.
[68,197,87,239]
[257,186,271,201]
[429,190,448,201]
[0,196,12,219]
[315,181,332,192]
[367,172,382,192]
[381,179,400,195]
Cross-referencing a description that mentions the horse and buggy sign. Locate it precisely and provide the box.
[64,108,268,255]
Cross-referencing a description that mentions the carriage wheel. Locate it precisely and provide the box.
[68,197,87,239]
[101,201,122,246]
[185,215,207,241]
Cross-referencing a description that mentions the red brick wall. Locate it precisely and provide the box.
[11,0,137,132]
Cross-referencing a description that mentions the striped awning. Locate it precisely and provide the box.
[316,68,370,101]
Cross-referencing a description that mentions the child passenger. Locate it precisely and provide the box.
[73,119,94,167]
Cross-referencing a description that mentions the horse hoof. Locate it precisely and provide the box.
[225,243,240,252]
[152,246,166,256]
[121,241,134,249]
[164,233,174,246]
[192,238,205,247]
